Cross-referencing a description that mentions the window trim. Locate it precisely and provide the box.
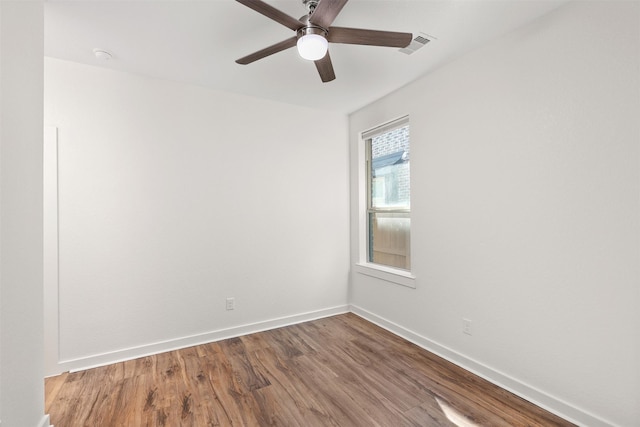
[356,115,415,288]
[354,262,416,288]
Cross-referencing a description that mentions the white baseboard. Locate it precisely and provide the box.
[349,304,614,427]
[0,415,51,427]
[53,305,349,374]
[37,414,51,427]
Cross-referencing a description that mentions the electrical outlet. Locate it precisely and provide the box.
[463,318,473,336]
[226,297,235,311]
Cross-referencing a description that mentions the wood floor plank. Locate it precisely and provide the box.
[288,354,384,426]
[219,337,271,392]
[44,371,68,412]
[403,395,459,427]
[251,348,334,426]
[46,313,575,426]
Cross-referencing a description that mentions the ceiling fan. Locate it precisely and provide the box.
[235,0,413,83]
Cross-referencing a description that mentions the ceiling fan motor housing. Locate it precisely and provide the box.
[297,24,328,40]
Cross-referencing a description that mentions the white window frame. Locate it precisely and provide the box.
[355,115,416,288]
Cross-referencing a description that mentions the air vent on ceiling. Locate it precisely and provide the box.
[399,33,436,55]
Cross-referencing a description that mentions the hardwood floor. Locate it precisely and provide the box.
[46,313,575,426]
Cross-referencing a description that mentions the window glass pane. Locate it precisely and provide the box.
[370,125,410,209]
[368,212,411,270]
[365,119,411,271]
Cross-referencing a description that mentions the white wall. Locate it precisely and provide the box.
[349,2,639,426]
[1,0,2,409]
[44,58,349,373]
[0,2,47,427]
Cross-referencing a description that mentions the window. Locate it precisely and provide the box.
[364,117,411,271]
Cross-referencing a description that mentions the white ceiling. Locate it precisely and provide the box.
[45,0,567,114]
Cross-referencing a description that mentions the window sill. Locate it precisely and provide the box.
[354,263,416,289]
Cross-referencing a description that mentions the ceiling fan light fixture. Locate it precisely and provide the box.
[297,33,328,61]
[234,0,413,82]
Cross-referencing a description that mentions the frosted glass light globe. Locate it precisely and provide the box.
[297,34,328,61]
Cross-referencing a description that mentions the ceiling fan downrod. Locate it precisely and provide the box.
[302,0,319,15]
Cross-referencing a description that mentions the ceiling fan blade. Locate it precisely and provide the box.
[314,52,336,83]
[236,0,303,31]
[236,36,298,65]
[328,26,412,48]
[310,0,348,29]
